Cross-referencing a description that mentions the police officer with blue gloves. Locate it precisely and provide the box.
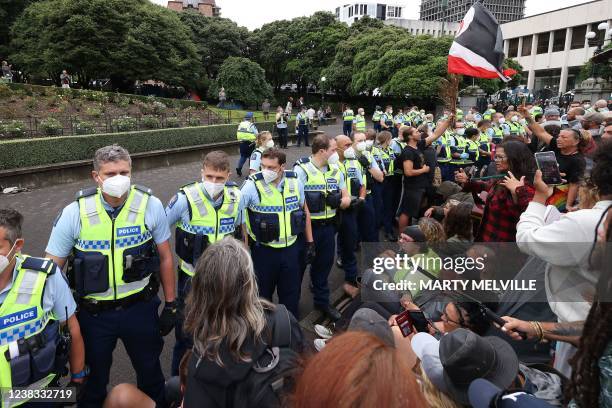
[235,112,258,177]
[353,132,384,244]
[294,135,350,321]
[0,209,87,406]
[45,145,176,407]
[335,135,365,299]
[165,150,243,376]
[242,148,313,317]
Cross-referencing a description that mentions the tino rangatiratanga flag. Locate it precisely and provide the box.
[448,1,517,82]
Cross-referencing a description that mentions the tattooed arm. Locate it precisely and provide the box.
[500,317,584,347]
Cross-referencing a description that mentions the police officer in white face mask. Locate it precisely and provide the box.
[165,150,244,375]
[45,144,175,406]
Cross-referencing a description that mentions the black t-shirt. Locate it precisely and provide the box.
[546,137,586,183]
[400,140,429,189]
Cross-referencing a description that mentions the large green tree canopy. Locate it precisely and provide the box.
[10,0,200,88]
[211,56,273,107]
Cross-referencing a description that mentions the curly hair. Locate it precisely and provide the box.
[443,203,473,241]
[569,206,612,407]
[418,217,446,244]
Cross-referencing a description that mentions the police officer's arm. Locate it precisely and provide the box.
[148,198,176,303]
[67,315,86,382]
[424,116,452,146]
[337,172,351,209]
[239,181,255,246]
[380,117,387,129]
[45,202,81,269]
[368,158,384,183]
[303,203,313,243]
[358,185,366,200]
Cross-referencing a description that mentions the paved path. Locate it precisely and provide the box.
[0,123,348,388]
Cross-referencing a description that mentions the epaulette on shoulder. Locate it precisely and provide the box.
[249,172,264,182]
[134,184,152,195]
[296,157,311,165]
[21,256,56,275]
[75,187,97,200]
[225,181,239,188]
[284,171,297,178]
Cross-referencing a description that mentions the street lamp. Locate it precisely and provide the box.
[320,76,326,108]
[585,22,609,79]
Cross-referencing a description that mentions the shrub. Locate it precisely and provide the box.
[187,117,200,127]
[151,101,166,115]
[24,97,38,111]
[0,121,280,170]
[116,96,130,108]
[165,116,181,128]
[39,117,63,136]
[140,115,161,130]
[73,120,97,135]
[0,120,27,138]
[86,106,103,118]
[0,84,12,98]
[83,90,108,103]
[112,116,137,132]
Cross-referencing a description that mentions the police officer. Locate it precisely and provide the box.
[342,105,354,137]
[353,108,367,134]
[376,131,396,242]
[45,145,176,407]
[449,121,471,173]
[507,112,524,137]
[492,113,509,144]
[0,209,86,407]
[235,112,258,177]
[386,125,408,236]
[365,129,385,231]
[242,148,313,317]
[296,106,310,147]
[380,106,394,137]
[165,150,243,375]
[456,108,464,121]
[249,131,275,175]
[335,135,365,298]
[276,106,290,149]
[294,135,350,321]
[394,108,405,138]
[372,106,383,133]
[353,132,384,244]
[483,104,496,121]
[477,120,493,171]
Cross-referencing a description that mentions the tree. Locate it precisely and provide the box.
[0,0,39,56]
[248,20,292,91]
[9,0,200,89]
[211,57,272,108]
[179,13,249,79]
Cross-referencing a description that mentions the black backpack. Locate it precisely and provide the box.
[231,304,301,408]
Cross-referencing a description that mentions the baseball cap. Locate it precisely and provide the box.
[245,112,254,119]
[436,181,462,201]
[583,111,605,124]
[544,108,560,117]
[411,333,447,393]
[439,328,519,405]
[348,308,395,347]
[469,378,555,408]
[402,226,426,243]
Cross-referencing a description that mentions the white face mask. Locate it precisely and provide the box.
[365,140,374,149]
[456,128,465,136]
[327,151,340,165]
[265,139,274,149]
[202,180,225,198]
[356,141,367,152]
[262,168,279,184]
[498,117,506,124]
[583,104,591,110]
[344,147,356,159]
[101,174,131,198]
[0,240,17,274]
[519,119,527,126]
[511,115,519,123]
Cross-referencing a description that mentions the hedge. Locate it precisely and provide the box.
[0,121,282,171]
[5,83,208,109]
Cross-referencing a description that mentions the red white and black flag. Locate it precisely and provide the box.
[448,1,516,82]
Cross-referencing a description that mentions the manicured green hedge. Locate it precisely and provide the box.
[0,122,279,171]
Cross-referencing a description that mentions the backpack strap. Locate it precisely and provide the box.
[270,304,292,348]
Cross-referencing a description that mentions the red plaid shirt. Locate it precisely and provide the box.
[465,180,535,242]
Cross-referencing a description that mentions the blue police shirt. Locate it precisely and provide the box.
[249,150,263,172]
[240,175,306,219]
[0,255,76,322]
[293,159,347,192]
[390,139,404,155]
[45,191,170,258]
[165,183,244,228]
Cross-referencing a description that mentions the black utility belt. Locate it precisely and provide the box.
[79,281,157,314]
[311,217,336,227]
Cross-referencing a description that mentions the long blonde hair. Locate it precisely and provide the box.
[184,237,271,366]
[414,364,464,408]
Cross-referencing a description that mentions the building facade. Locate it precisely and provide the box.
[420,0,525,24]
[167,0,220,17]
[501,0,612,95]
[384,19,460,37]
[335,2,405,26]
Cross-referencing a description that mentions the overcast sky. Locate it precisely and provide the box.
[151,0,593,30]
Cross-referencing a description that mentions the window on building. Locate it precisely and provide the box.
[362,4,367,15]
[387,6,402,18]
[508,38,519,58]
[521,35,532,56]
[570,25,587,49]
[536,32,550,54]
[552,29,566,52]
[335,7,340,18]
[349,6,353,17]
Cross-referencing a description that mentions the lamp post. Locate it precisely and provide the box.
[320,76,326,109]
[440,0,449,37]
[585,22,610,79]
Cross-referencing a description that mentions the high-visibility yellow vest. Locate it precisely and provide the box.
[175,182,240,276]
[296,158,342,220]
[450,136,470,165]
[372,110,383,122]
[391,138,406,175]
[340,158,363,198]
[382,113,394,127]
[483,109,496,120]
[0,255,58,405]
[354,115,366,132]
[456,109,464,121]
[379,146,395,176]
[246,172,302,248]
[237,120,257,142]
[436,131,452,163]
[509,122,522,136]
[466,139,480,161]
[74,186,155,301]
[343,110,354,122]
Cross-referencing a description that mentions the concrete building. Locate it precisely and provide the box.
[420,0,525,24]
[501,0,612,96]
[385,19,460,37]
[335,2,405,26]
[167,0,220,17]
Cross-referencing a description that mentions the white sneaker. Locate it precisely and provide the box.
[314,324,333,339]
[314,338,327,352]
